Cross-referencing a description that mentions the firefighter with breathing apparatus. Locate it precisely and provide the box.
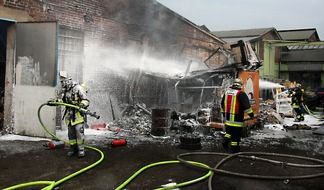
[221,78,254,153]
[57,71,90,157]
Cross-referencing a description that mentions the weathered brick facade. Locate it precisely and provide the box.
[1,0,226,123]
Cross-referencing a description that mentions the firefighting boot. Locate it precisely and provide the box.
[294,114,301,122]
[67,145,78,157]
[78,145,85,157]
[231,145,241,153]
[301,114,305,121]
[222,135,230,150]
[231,146,240,153]
[231,142,240,153]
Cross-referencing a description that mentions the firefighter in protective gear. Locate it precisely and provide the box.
[289,83,304,122]
[59,71,90,157]
[221,78,254,153]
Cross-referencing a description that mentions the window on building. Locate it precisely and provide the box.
[58,27,84,82]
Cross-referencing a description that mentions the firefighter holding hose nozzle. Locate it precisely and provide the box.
[57,71,90,157]
[221,78,254,153]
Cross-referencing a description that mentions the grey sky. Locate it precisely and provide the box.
[157,0,324,40]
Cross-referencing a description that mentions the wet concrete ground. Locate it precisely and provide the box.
[1,129,324,190]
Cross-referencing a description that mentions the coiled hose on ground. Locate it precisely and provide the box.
[176,151,324,190]
[3,102,324,190]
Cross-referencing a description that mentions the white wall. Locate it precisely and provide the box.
[14,85,56,138]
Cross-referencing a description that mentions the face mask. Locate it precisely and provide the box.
[60,78,72,89]
[60,79,67,88]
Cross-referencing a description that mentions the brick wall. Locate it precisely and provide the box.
[1,0,225,122]
[3,0,28,11]
[2,0,223,65]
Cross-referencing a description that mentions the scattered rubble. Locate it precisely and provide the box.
[86,101,323,152]
[262,111,284,124]
[283,124,312,130]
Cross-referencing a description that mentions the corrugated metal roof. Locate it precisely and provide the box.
[288,44,324,50]
[212,27,275,38]
[278,29,317,41]
[281,49,324,62]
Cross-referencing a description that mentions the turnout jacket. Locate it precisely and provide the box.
[221,87,254,127]
[62,82,90,126]
[290,87,304,108]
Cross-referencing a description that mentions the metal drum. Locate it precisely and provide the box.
[151,108,171,137]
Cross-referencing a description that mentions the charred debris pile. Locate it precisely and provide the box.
[91,101,291,145]
[89,93,319,147]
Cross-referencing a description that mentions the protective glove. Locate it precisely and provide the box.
[79,100,89,109]
[79,103,87,109]
[248,113,254,120]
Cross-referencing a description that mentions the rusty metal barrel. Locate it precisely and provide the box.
[151,108,171,137]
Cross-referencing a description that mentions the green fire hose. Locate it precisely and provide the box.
[3,101,103,190]
[3,102,212,190]
[115,160,212,190]
[302,103,324,119]
[4,101,324,190]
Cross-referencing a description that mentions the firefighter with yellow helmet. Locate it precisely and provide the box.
[221,78,254,153]
[59,71,89,157]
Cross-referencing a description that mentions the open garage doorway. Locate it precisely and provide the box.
[0,19,16,131]
[0,20,58,136]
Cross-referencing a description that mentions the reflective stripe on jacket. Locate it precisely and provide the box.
[221,87,253,127]
[63,83,89,126]
[65,110,84,126]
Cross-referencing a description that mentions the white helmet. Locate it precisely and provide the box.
[59,71,72,88]
[232,78,243,89]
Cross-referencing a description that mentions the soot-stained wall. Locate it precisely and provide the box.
[1,0,225,123]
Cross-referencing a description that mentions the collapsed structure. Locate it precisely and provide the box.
[103,40,266,144]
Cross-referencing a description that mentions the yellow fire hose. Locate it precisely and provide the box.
[3,102,212,190]
[3,102,103,190]
[302,103,324,119]
[4,101,324,190]
[115,160,212,190]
